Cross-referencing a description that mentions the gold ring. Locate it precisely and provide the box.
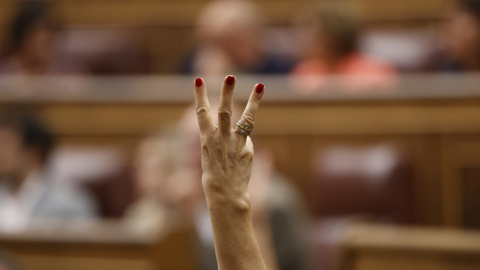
[235,120,253,136]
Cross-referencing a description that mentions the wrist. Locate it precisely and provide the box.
[204,189,252,214]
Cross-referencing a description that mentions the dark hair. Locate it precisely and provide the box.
[0,110,54,164]
[7,1,55,54]
[314,4,361,57]
[458,0,480,21]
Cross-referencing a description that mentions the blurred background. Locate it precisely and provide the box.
[0,0,480,270]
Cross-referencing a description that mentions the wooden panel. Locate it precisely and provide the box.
[0,0,452,28]
[256,101,480,135]
[342,223,480,270]
[17,256,154,270]
[462,168,480,229]
[0,220,197,270]
[440,137,480,227]
[37,104,187,136]
[352,252,480,270]
[10,101,480,137]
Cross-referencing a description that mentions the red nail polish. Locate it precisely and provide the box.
[195,78,203,87]
[256,83,264,94]
[226,76,235,85]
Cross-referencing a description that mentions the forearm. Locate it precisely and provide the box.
[193,76,267,270]
[207,197,267,270]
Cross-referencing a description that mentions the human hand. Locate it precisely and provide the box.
[193,75,265,212]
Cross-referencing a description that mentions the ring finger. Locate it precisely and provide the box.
[235,83,265,137]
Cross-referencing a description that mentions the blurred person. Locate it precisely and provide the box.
[427,0,480,71]
[247,147,310,270]
[126,129,199,231]
[0,1,86,75]
[181,0,294,75]
[0,110,97,231]
[0,250,24,270]
[290,3,397,93]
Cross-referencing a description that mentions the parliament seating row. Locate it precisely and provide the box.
[2,221,479,270]
[0,0,453,73]
[1,75,479,228]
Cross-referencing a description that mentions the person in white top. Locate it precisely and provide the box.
[0,110,97,231]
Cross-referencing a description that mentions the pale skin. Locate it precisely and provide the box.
[193,75,267,270]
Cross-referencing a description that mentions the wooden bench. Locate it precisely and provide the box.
[1,75,480,227]
[342,222,480,270]
[0,219,196,270]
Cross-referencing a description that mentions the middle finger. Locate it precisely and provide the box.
[218,75,236,134]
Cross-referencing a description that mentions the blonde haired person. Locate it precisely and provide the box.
[181,0,294,75]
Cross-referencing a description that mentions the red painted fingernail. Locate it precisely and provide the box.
[226,76,235,85]
[256,83,264,94]
[195,78,203,87]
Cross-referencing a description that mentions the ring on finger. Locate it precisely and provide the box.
[235,120,253,136]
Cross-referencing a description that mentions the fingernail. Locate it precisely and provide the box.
[256,83,264,94]
[195,78,203,87]
[226,75,235,85]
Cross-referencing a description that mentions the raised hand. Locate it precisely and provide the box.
[193,75,267,270]
[194,75,264,211]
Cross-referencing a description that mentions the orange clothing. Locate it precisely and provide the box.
[290,53,397,93]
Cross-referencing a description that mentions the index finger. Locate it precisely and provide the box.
[193,78,215,135]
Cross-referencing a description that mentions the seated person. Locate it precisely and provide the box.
[290,3,396,93]
[0,1,86,75]
[426,0,480,71]
[181,0,294,75]
[126,129,199,231]
[0,110,97,230]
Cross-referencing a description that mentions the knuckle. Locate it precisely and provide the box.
[196,106,210,117]
[242,113,255,125]
[201,134,213,145]
[241,149,254,160]
[218,109,232,121]
[223,86,234,92]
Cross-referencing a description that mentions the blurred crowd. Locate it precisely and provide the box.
[0,104,310,270]
[0,0,479,78]
[0,0,480,270]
